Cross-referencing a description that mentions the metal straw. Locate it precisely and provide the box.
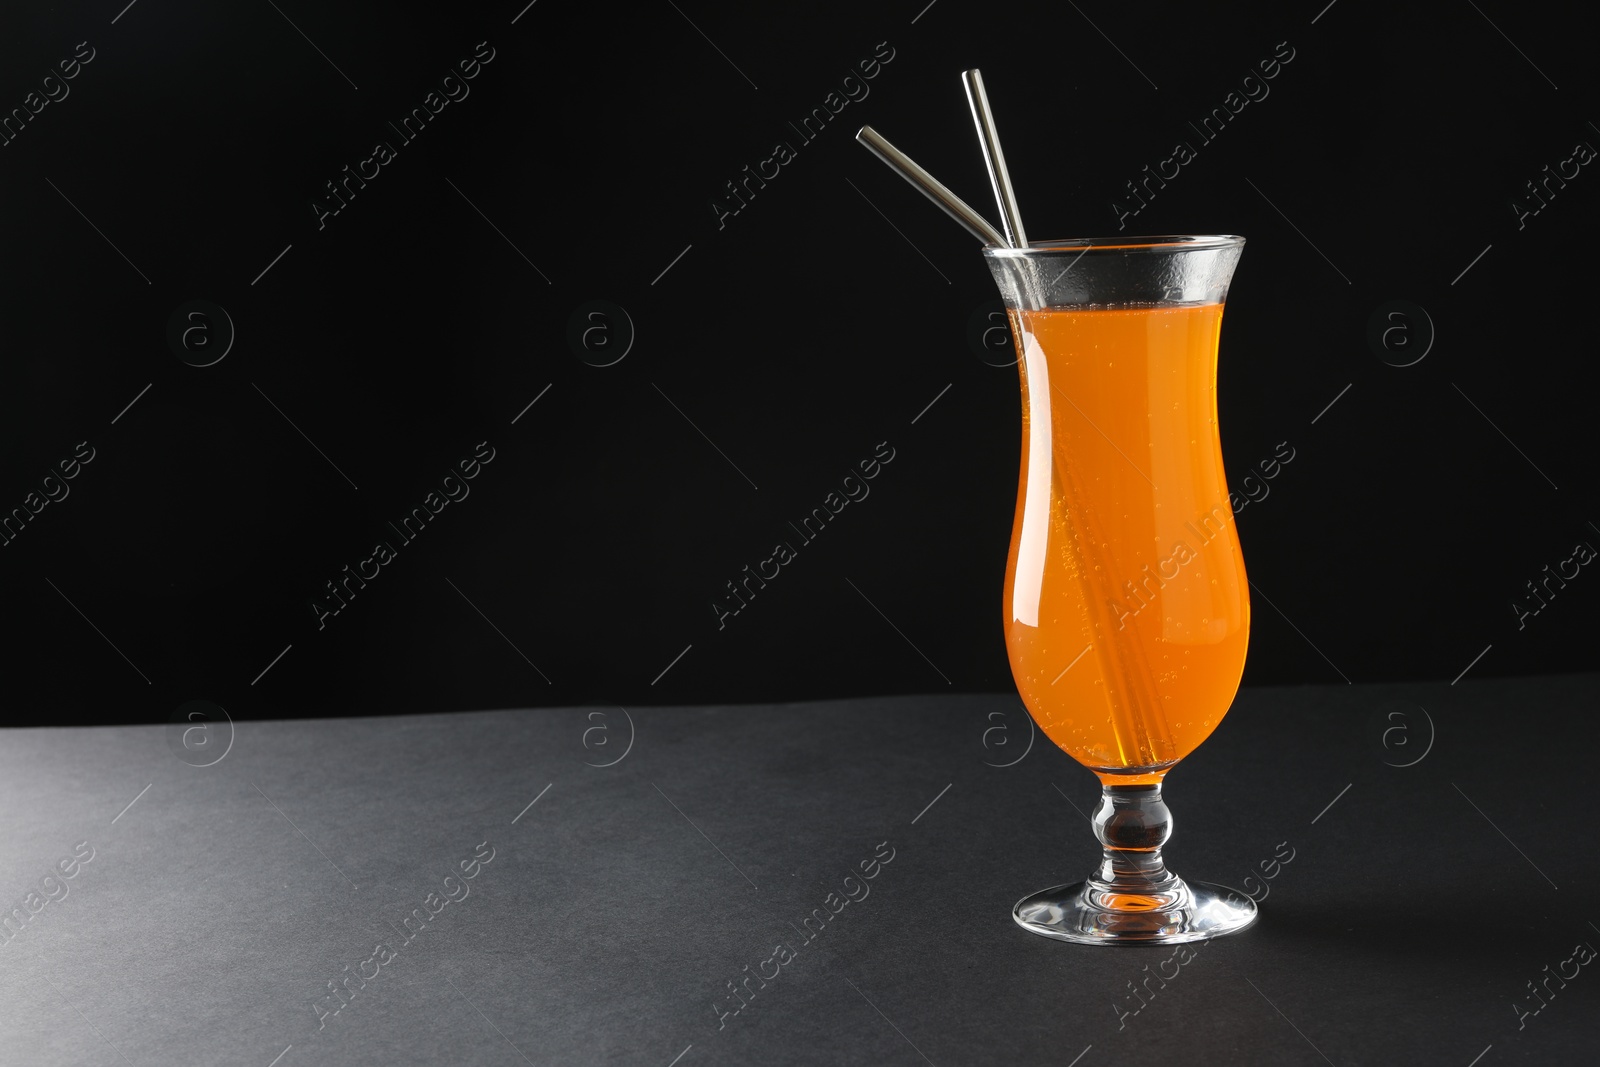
[961,69,1027,249]
[855,126,1007,247]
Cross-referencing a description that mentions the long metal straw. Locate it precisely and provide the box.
[962,69,1027,249]
[855,126,1007,247]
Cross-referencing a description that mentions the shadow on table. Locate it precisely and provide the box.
[1253,890,1535,976]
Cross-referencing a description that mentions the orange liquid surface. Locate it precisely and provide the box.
[1004,304,1249,784]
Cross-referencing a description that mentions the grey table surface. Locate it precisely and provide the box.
[2,673,1597,1066]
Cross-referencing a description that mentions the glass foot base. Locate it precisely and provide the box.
[1013,877,1256,946]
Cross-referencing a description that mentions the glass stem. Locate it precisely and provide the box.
[1089,783,1180,901]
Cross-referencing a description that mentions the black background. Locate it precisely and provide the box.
[2,0,1595,727]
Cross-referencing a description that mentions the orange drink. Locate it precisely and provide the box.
[1003,304,1249,783]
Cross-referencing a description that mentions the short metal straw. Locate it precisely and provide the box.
[855,125,1008,247]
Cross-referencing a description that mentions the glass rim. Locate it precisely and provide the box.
[983,234,1245,257]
